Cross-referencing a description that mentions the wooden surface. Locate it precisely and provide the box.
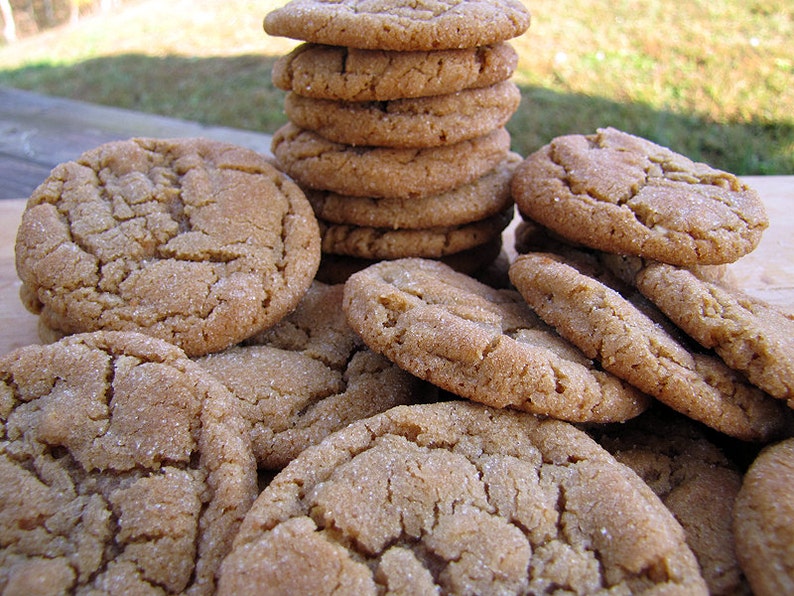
[1,175,792,358]
[0,86,274,200]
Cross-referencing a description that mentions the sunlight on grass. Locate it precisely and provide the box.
[1,0,792,174]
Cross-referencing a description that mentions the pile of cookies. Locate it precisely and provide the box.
[263,0,531,281]
[3,1,794,595]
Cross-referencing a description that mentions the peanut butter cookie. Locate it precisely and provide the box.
[511,128,768,266]
[0,331,258,595]
[342,258,651,423]
[218,401,707,595]
[15,137,321,357]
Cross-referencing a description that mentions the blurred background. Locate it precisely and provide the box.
[1,0,791,175]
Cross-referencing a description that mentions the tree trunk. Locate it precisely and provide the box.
[0,0,16,44]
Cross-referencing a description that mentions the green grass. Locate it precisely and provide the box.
[1,0,792,174]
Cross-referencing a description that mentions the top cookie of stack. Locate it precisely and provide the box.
[264,0,531,281]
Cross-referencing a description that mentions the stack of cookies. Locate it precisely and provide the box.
[262,0,531,281]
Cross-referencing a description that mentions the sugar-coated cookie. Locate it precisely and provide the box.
[733,438,794,596]
[509,252,791,441]
[0,331,258,595]
[511,128,768,266]
[272,42,519,101]
[218,401,706,595]
[264,0,530,51]
[284,81,521,148]
[15,137,321,357]
[272,123,511,200]
[343,258,652,423]
[195,282,433,469]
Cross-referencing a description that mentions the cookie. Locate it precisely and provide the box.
[194,282,432,469]
[631,261,794,405]
[284,81,521,148]
[218,401,706,594]
[315,236,505,284]
[0,331,258,595]
[343,258,651,423]
[272,42,518,101]
[509,252,791,441]
[733,438,794,596]
[272,123,511,200]
[511,127,769,266]
[264,0,531,51]
[307,152,520,229]
[589,406,747,595]
[15,137,321,357]
[318,207,513,260]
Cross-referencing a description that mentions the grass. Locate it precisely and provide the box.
[1,0,792,175]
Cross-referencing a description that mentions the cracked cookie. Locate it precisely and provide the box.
[217,401,707,595]
[307,152,520,229]
[264,0,531,51]
[511,128,768,266]
[271,42,519,101]
[630,261,794,406]
[271,123,511,200]
[0,331,258,595]
[509,252,792,442]
[733,438,794,596]
[14,137,321,357]
[194,282,433,470]
[284,81,521,148]
[589,406,748,596]
[342,258,651,423]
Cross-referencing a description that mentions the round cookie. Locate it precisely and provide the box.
[318,207,514,260]
[342,258,651,423]
[308,153,520,229]
[264,0,531,51]
[0,331,258,595]
[511,127,769,266]
[218,401,707,595]
[631,261,794,406]
[589,406,748,596]
[508,252,792,442]
[272,123,511,200]
[15,137,321,357]
[284,81,521,148]
[271,42,518,101]
[194,282,433,470]
[733,438,794,596]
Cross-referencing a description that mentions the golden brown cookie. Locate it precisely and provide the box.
[342,258,651,423]
[511,128,769,266]
[318,207,514,260]
[631,261,794,406]
[0,331,258,595]
[733,438,794,596]
[509,252,791,442]
[217,401,707,595]
[589,406,748,595]
[194,282,432,469]
[307,153,520,229]
[271,42,518,101]
[264,0,531,51]
[15,137,321,357]
[272,123,511,200]
[284,81,521,148]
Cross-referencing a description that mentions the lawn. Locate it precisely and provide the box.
[1,0,792,175]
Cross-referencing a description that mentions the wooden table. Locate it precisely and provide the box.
[1,176,792,358]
